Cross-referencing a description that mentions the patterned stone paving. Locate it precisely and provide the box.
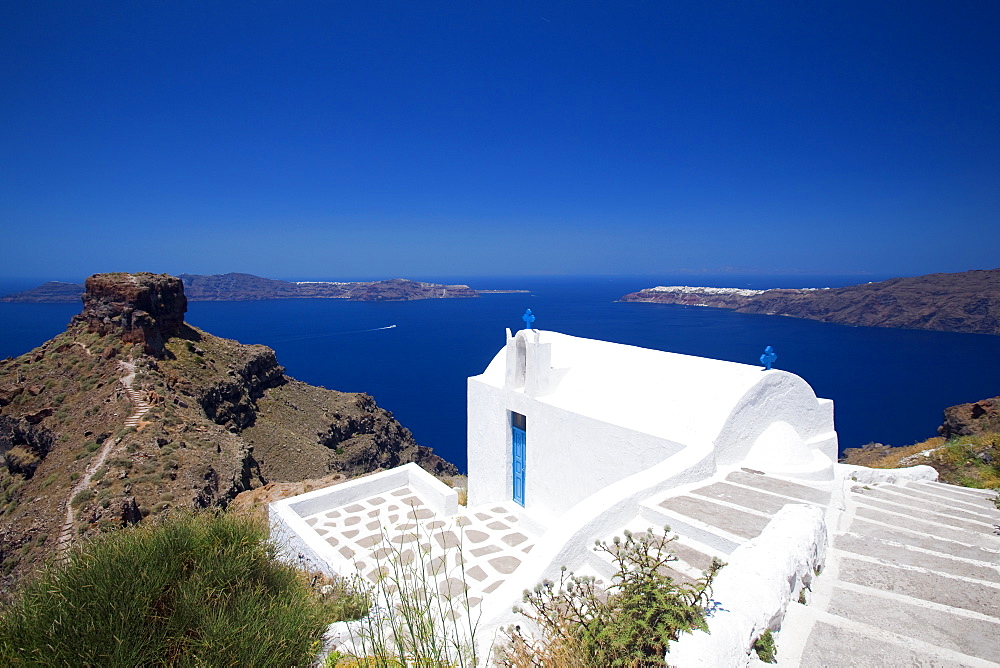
[302,485,537,609]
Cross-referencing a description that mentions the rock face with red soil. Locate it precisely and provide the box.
[71,273,187,355]
[939,395,1000,439]
[620,268,1000,336]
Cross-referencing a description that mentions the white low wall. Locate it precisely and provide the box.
[665,504,827,667]
[837,462,938,485]
[269,463,458,574]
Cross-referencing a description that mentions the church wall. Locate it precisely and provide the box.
[468,376,688,518]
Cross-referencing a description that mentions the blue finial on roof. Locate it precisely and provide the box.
[522,309,535,330]
[760,345,777,370]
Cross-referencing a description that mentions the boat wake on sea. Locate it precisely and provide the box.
[272,324,396,343]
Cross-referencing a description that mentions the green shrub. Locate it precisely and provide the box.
[70,489,95,507]
[753,629,777,663]
[0,510,365,666]
[500,528,723,667]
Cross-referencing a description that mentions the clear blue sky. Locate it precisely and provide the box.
[2,1,998,280]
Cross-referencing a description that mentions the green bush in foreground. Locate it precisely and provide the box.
[0,510,365,666]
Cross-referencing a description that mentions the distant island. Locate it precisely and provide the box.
[620,268,1000,336]
[0,273,515,303]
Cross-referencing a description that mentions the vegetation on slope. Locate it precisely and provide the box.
[0,510,367,666]
[842,433,1000,489]
[0,272,455,592]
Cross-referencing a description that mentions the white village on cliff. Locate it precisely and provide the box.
[271,314,1000,667]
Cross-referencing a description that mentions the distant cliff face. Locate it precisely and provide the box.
[2,273,482,303]
[0,272,457,590]
[621,268,1000,336]
[71,273,187,355]
[179,274,478,301]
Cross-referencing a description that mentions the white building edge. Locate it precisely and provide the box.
[270,327,946,665]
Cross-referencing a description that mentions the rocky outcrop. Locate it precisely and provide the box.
[71,273,187,355]
[239,380,458,482]
[318,393,458,476]
[91,495,141,526]
[621,268,1000,336]
[938,396,1000,439]
[198,346,286,431]
[0,416,54,478]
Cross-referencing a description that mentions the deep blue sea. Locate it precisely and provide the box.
[3,275,1000,473]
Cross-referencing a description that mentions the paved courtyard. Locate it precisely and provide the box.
[301,484,539,610]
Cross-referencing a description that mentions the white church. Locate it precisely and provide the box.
[467,326,837,520]
[270,319,962,666]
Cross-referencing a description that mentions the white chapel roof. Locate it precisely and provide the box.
[476,330,813,446]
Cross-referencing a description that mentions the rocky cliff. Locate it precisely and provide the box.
[621,268,1000,336]
[841,394,1000,488]
[0,272,457,592]
[938,395,1000,440]
[71,273,187,355]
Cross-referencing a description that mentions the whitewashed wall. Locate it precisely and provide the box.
[468,329,838,519]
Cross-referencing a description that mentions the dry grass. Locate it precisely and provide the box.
[843,433,1000,489]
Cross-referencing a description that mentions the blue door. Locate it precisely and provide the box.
[512,426,526,506]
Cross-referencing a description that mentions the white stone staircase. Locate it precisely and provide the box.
[782,479,1000,667]
[581,468,1000,666]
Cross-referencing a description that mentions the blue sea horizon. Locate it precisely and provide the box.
[3,274,999,473]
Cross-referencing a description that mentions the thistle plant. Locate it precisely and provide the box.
[337,507,482,667]
[499,527,724,668]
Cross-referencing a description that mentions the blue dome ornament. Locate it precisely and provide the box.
[522,309,536,330]
[760,345,777,371]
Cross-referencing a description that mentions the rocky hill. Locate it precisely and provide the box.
[0,273,456,591]
[1,273,479,303]
[621,268,1000,336]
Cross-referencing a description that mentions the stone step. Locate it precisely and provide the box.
[724,469,831,505]
[853,494,998,536]
[836,556,1000,618]
[800,619,985,668]
[859,486,1000,524]
[824,585,1000,664]
[854,505,1000,548]
[657,494,773,539]
[639,502,745,555]
[833,533,999,582]
[689,480,815,515]
[849,518,1000,564]
[884,484,1000,516]
[911,481,999,504]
